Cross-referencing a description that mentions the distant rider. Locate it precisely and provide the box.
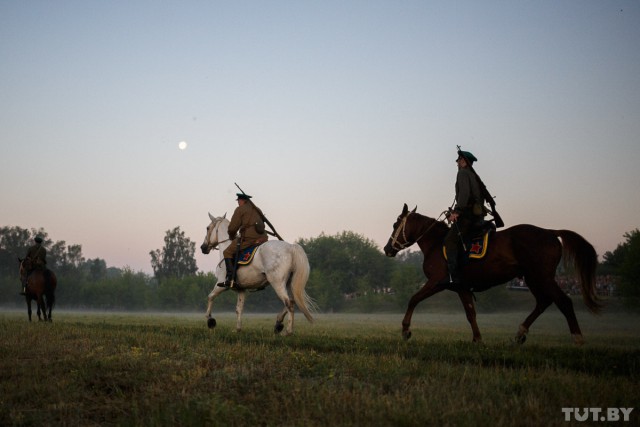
[22,235,47,295]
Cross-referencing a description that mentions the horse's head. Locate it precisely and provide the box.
[200,212,227,254]
[18,257,30,284]
[383,203,418,257]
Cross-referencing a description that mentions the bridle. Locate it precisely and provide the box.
[204,219,232,251]
[388,215,414,252]
[388,210,446,252]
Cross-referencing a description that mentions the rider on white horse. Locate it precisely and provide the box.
[221,193,269,287]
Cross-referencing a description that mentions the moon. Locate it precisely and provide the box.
[178,141,188,150]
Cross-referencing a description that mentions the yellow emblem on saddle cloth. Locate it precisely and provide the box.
[443,231,490,260]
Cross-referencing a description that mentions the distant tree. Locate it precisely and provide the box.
[601,240,629,275]
[615,229,640,306]
[150,226,198,282]
[0,226,28,277]
[390,260,424,310]
[84,258,108,282]
[297,231,392,311]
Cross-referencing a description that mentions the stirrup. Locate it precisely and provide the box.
[217,277,236,288]
[217,280,231,288]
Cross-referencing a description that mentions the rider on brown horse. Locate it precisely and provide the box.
[21,236,48,295]
[441,149,491,288]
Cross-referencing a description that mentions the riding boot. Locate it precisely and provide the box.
[439,244,464,288]
[219,258,235,288]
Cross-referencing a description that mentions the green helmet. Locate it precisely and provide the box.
[457,150,477,164]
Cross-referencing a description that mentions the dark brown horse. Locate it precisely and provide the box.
[19,258,57,322]
[383,204,603,345]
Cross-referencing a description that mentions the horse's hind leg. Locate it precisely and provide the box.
[517,278,584,344]
[271,283,295,335]
[274,306,287,334]
[516,292,552,344]
[548,285,584,344]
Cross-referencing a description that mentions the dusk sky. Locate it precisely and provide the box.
[2,1,639,274]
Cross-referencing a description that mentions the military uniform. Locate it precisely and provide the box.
[442,151,485,286]
[221,194,268,287]
[26,241,47,270]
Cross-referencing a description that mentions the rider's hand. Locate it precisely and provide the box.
[448,212,459,223]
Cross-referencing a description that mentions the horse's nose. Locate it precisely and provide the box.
[200,243,210,254]
[383,244,396,257]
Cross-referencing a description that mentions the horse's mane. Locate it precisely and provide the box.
[412,212,448,238]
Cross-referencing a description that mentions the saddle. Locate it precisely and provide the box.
[227,244,268,292]
[237,245,260,266]
[443,221,496,261]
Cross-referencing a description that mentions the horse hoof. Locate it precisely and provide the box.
[514,334,527,345]
[402,330,412,341]
[274,323,284,334]
[207,318,217,329]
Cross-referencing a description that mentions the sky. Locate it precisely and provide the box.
[1,1,639,274]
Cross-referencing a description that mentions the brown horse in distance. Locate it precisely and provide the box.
[383,204,603,345]
[19,258,57,322]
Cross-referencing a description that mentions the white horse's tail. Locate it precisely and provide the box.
[290,243,316,322]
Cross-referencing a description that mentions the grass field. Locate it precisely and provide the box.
[1,306,639,426]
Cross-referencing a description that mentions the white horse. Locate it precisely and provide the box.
[200,213,315,335]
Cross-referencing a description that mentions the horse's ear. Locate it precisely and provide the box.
[208,212,215,221]
[223,212,227,219]
[411,206,417,213]
[402,203,408,214]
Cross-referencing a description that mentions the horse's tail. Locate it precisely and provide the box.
[553,230,604,314]
[44,270,56,308]
[290,243,316,322]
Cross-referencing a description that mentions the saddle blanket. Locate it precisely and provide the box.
[237,246,259,266]
[443,231,490,260]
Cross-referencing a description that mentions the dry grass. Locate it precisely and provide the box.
[1,309,639,426]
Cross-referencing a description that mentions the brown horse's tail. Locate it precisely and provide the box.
[45,270,57,308]
[553,230,604,314]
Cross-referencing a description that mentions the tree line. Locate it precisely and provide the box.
[1,225,638,312]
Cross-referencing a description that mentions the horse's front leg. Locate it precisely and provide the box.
[458,291,482,342]
[205,286,227,328]
[235,291,246,332]
[46,301,53,322]
[27,298,33,322]
[402,280,445,340]
[36,296,44,321]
